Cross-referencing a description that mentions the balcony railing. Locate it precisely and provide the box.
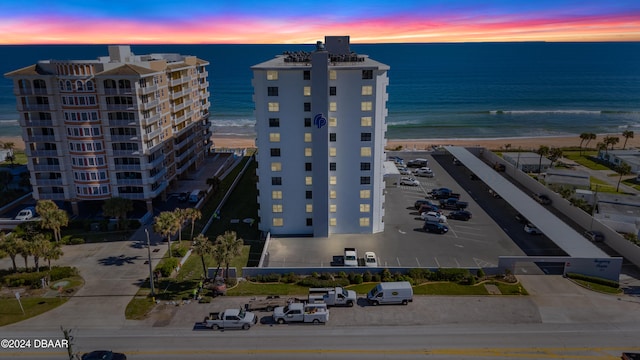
[169,75,192,86]
[111,150,140,156]
[139,84,158,94]
[105,104,135,111]
[77,193,111,200]
[34,179,63,186]
[20,104,51,111]
[142,128,162,141]
[118,193,146,200]
[114,164,142,171]
[108,119,137,127]
[28,135,57,142]
[38,193,66,200]
[140,98,159,110]
[143,154,165,169]
[30,150,59,157]
[170,88,189,100]
[104,88,134,95]
[140,113,161,126]
[115,179,143,186]
[110,135,139,142]
[24,120,55,127]
[32,165,61,172]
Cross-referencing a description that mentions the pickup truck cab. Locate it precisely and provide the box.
[344,248,358,266]
[204,308,258,330]
[439,198,469,210]
[273,303,329,324]
[309,287,357,307]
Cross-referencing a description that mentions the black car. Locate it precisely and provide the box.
[448,210,472,221]
[584,230,605,242]
[178,192,188,202]
[414,199,437,210]
[423,221,449,234]
[533,193,552,205]
[81,350,127,360]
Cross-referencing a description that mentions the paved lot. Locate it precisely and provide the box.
[265,151,526,269]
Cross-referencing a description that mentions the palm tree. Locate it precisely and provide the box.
[36,200,68,243]
[596,141,608,156]
[44,242,63,271]
[616,163,632,192]
[19,237,32,271]
[184,208,202,240]
[548,148,563,168]
[192,234,214,278]
[3,141,15,168]
[215,231,244,280]
[504,143,511,151]
[604,135,619,150]
[536,145,550,174]
[579,133,590,153]
[584,133,597,149]
[622,130,634,149]
[173,208,188,242]
[211,242,227,279]
[153,211,180,258]
[30,233,51,272]
[0,232,23,272]
[102,197,133,230]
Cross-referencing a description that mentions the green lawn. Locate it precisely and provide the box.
[0,297,68,326]
[564,155,610,170]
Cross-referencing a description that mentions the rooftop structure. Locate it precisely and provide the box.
[503,152,552,173]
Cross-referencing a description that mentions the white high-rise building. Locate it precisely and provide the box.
[252,36,389,236]
[5,45,211,215]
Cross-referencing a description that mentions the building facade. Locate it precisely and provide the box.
[252,36,389,236]
[4,45,210,214]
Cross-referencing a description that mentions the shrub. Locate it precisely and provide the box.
[297,276,349,288]
[255,273,281,283]
[3,272,44,288]
[431,268,470,282]
[281,272,298,284]
[158,258,179,277]
[408,268,431,283]
[362,271,373,282]
[476,269,485,279]
[199,296,212,303]
[351,274,363,284]
[226,277,237,287]
[172,245,188,258]
[372,273,381,282]
[338,271,348,279]
[49,266,79,281]
[381,268,393,282]
[69,237,84,245]
[566,272,619,288]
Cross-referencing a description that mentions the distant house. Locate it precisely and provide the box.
[598,149,640,173]
[503,152,552,173]
[544,169,590,190]
[0,149,10,162]
[594,193,640,234]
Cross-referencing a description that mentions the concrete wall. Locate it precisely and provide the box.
[481,150,640,268]
[241,266,504,278]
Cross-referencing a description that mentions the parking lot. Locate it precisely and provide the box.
[264,151,530,269]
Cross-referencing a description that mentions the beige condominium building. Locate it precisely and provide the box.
[4,45,210,215]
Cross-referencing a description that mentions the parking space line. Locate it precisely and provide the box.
[434,257,440,267]
[415,257,421,267]
[396,257,401,266]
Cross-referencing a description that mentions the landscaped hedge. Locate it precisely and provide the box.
[158,258,179,277]
[1,266,79,288]
[566,272,619,288]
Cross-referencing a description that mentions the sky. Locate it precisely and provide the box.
[1,0,639,44]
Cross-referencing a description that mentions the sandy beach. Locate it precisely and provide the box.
[2,133,639,154]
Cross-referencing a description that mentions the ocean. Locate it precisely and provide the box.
[1,42,639,140]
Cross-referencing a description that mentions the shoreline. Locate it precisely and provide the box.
[2,132,639,153]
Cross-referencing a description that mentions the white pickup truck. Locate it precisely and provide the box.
[204,308,258,330]
[273,303,329,324]
[308,287,356,307]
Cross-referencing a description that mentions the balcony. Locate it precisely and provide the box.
[116,178,143,186]
[143,154,165,169]
[170,88,189,100]
[169,75,192,87]
[110,135,139,142]
[30,150,59,157]
[139,84,158,94]
[24,120,54,127]
[28,135,57,142]
[148,167,167,181]
[20,104,50,111]
[149,181,168,197]
[140,98,159,110]
[104,88,134,95]
[111,150,140,156]
[106,104,135,111]
[32,165,61,172]
[142,127,162,141]
[114,164,142,171]
[118,193,146,200]
[108,119,137,127]
[77,192,111,200]
[37,193,66,201]
[140,113,161,126]
[35,178,63,186]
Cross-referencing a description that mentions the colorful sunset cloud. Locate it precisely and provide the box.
[0,0,639,44]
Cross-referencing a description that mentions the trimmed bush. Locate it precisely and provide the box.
[1,266,79,288]
[431,268,470,282]
[158,258,179,277]
[362,271,373,282]
[49,266,79,281]
[297,276,349,288]
[566,273,619,288]
[172,245,188,258]
[476,269,485,279]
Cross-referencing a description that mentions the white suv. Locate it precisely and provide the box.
[414,167,434,177]
[421,211,447,223]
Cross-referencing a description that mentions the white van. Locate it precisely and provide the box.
[189,189,203,203]
[367,281,413,305]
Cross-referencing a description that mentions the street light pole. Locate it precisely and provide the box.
[144,228,155,299]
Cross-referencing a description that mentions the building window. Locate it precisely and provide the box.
[306,190,312,199]
[304,133,312,142]
[329,204,337,213]
[305,162,312,171]
[329,147,337,157]
[306,218,313,226]
[329,162,336,171]
[361,116,372,126]
[304,118,311,127]
[269,133,280,142]
[329,133,336,142]
[267,70,278,80]
[330,176,337,185]
[272,190,282,199]
[329,70,337,80]
[303,86,311,96]
[304,102,311,112]
[361,147,372,156]
[268,102,279,112]
[330,218,337,226]
[306,204,313,213]
[273,204,283,213]
[303,71,311,80]
[271,162,282,171]
[269,118,280,127]
[330,190,336,199]
[268,87,278,96]
[329,102,337,112]
[361,101,372,111]
[360,176,371,185]
[270,148,281,157]
[305,176,312,185]
[361,133,372,141]
[362,85,373,95]
[272,177,282,185]
[329,117,337,127]
[362,70,373,79]
[330,86,337,96]
[273,218,283,226]
[360,190,371,199]
[305,148,312,157]
[360,217,370,226]
[360,204,371,212]
[360,162,371,171]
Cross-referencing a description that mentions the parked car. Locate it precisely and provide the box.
[398,167,412,175]
[14,207,36,221]
[418,203,440,213]
[533,193,552,205]
[364,251,378,267]
[414,167,434,177]
[448,210,472,221]
[515,213,529,224]
[81,351,127,360]
[423,221,449,234]
[414,199,437,210]
[489,189,501,198]
[584,230,605,242]
[524,223,542,235]
[407,158,428,168]
[388,156,404,165]
[421,211,447,223]
[399,177,420,186]
[178,192,188,202]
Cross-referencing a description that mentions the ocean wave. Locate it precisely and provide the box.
[489,110,603,115]
[0,119,19,125]
[210,118,255,127]
[212,132,256,137]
